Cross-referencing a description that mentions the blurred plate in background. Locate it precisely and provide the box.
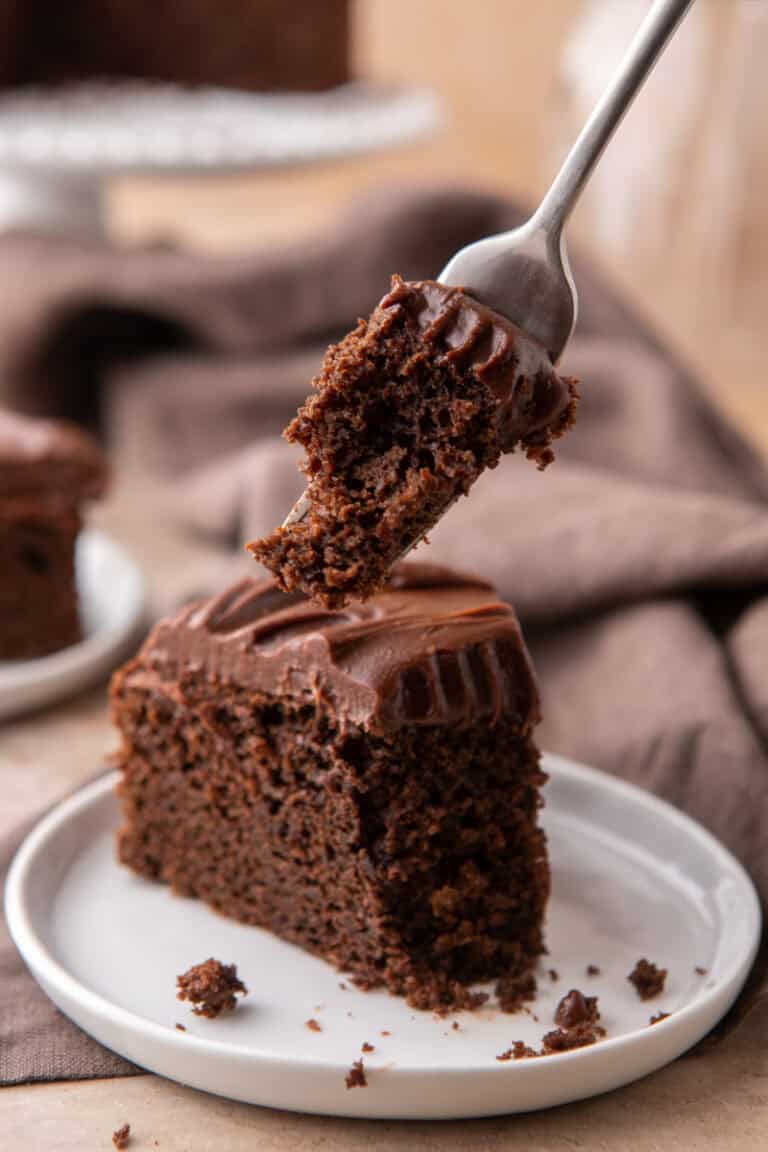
[0,529,146,721]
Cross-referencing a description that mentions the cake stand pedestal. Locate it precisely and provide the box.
[0,82,442,236]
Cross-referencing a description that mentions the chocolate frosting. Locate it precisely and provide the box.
[379,276,575,451]
[0,409,108,501]
[134,562,540,734]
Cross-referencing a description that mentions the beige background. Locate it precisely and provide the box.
[5,1,767,1147]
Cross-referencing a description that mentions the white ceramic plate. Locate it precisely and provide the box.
[5,755,760,1119]
[0,530,146,721]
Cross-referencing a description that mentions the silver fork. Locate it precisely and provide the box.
[283,0,694,530]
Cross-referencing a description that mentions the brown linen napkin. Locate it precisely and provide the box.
[0,186,766,1085]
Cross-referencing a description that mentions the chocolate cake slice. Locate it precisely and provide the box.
[249,276,578,608]
[112,563,549,1010]
[0,409,107,660]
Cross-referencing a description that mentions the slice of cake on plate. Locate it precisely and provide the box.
[249,276,578,608]
[0,409,107,660]
[112,563,549,1010]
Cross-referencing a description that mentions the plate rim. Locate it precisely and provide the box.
[5,752,761,1079]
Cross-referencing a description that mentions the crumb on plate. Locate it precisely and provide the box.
[176,958,247,1018]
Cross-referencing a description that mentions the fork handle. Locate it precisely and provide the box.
[533,0,694,235]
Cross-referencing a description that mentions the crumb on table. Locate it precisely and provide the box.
[361,1042,375,1053]
[112,1123,131,1149]
[628,958,667,1001]
[548,969,559,982]
[586,964,601,977]
[306,1018,322,1032]
[345,1058,368,1089]
[176,958,247,1018]
[174,1023,186,1032]
[649,1012,670,1026]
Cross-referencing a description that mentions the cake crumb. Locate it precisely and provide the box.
[174,1023,186,1033]
[176,958,247,1018]
[381,1030,391,1037]
[496,1042,538,1061]
[542,1023,602,1053]
[548,969,559,982]
[345,1059,367,1089]
[306,1018,322,1033]
[650,1012,670,1026]
[112,1124,131,1149]
[695,966,707,976]
[361,1042,375,1053]
[586,964,601,977]
[628,958,667,1001]
[451,1021,460,1031]
[554,989,599,1030]
[406,976,489,1014]
[495,971,537,1013]
[539,988,605,1052]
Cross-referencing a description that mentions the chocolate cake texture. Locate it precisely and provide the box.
[112,562,549,1010]
[250,276,578,608]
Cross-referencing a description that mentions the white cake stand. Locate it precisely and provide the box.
[0,82,442,234]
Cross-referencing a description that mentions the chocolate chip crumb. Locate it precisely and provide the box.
[112,1124,131,1149]
[548,969,559,982]
[695,966,707,976]
[451,1021,460,1031]
[650,1012,670,1025]
[628,958,667,1001]
[361,1042,375,1053]
[586,964,601,977]
[496,1041,538,1061]
[554,989,600,1029]
[176,959,247,1018]
[306,1018,322,1032]
[345,1059,367,1089]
